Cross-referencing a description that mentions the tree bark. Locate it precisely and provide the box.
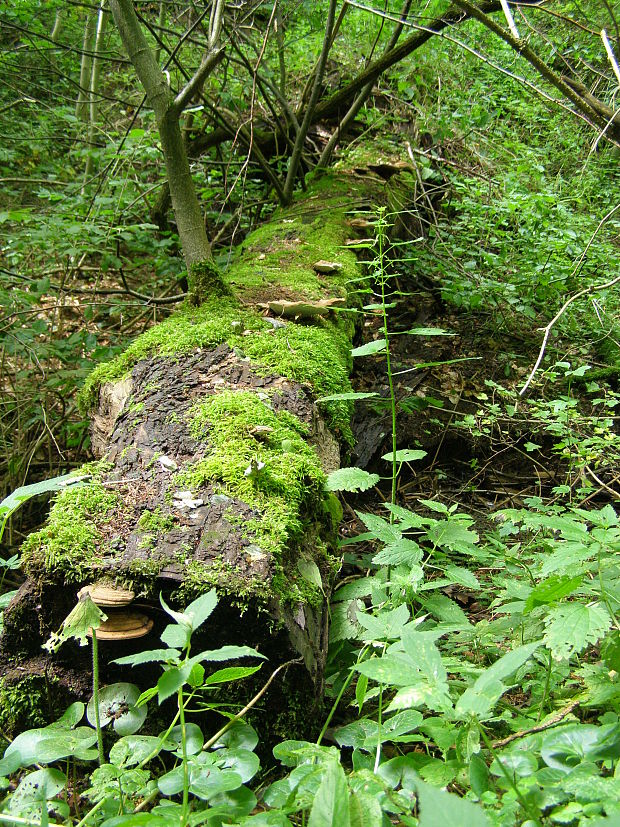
[109,0,217,281]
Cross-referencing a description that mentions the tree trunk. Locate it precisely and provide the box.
[0,168,397,739]
[109,0,218,295]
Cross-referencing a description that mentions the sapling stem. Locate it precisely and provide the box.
[178,687,190,824]
[91,630,104,766]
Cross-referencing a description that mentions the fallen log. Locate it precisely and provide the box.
[0,169,399,737]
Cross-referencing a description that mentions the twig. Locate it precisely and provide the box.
[202,658,303,751]
[492,701,579,748]
[519,271,620,396]
[585,465,620,499]
[602,28,620,86]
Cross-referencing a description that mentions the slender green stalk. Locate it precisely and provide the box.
[537,651,552,723]
[478,723,541,824]
[316,669,356,746]
[375,209,398,509]
[91,631,104,766]
[178,687,190,824]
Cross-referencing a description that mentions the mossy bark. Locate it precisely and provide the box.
[2,168,410,736]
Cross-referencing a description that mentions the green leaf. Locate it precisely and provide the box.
[308,760,350,827]
[203,665,262,686]
[160,623,191,650]
[326,468,380,492]
[351,339,386,357]
[161,723,204,756]
[372,537,422,566]
[356,602,410,641]
[109,735,163,768]
[157,666,190,704]
[316,392,379,402]
[349,790,384,826]
[405,327,455,336]
[442,565,480,590]
[0,472,90,544]
[87,683,147,736]
[541,723,620,771]
[524,575,582,613]
[43,595,106,652]
[193,644,265,662]
[12,767,66,802]
[469,753,490,797]
[298,560,323,592]
[382,449,427,463]
[455,642,542,719]
[425,519,479,550]
[415,778,490,827]
[544,603,612,660]
[184,589,218,631]
[113,648,181,667]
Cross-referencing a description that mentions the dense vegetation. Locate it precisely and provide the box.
[1,0,620,824]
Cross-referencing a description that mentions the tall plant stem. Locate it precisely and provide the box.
[376,210,398,509]
[178,688,189,824]
[91,631,104,766]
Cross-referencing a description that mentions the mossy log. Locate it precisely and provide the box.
[1,169,408,734]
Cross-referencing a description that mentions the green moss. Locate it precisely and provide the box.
[21,483,120,582]
[238,321,354,441]
[138,506,175,534]
[188,259,232,305]
[77,296,267,412]
[78,174,363,437]
[78,294,353,438]
[0,676,56,736]
[226,176,361,301]
[179,390,325,563]
[173,558,261,606]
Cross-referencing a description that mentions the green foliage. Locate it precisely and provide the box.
[0,589,265,822]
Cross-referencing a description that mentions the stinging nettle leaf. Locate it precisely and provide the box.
[351,339,387,357]
[326,467,380,492]
[381,449,427,463]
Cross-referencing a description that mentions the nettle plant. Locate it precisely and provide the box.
[0,589,265,825]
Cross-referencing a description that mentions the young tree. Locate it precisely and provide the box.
[108,0,227,301]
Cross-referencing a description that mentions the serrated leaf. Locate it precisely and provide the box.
[308,760,349,827]
[382,449,427,463]
[316,392,379,402]
[326,468,380,492]
[524,575,582,613]
[351,339,387,357]
[544,602,612,660]
[372,537,422,566]
[44,595,106,653]
[443,565,480,590]
[184,589,217,631]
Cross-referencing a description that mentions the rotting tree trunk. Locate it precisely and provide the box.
[0,168,404,739]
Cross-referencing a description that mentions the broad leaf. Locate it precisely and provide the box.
[326,468,380,492]
[415,778,490,827]
[308,759,349,827]
[351,339,386,357]
[544,602,612,660]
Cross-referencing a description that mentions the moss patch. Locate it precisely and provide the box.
[180,390,325,555]
[0,676,54,736]
[78,295,353,438]
[21,482,120,583]
[77,173,368,437]
[226,174,363,302]
[189,259,232,305]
